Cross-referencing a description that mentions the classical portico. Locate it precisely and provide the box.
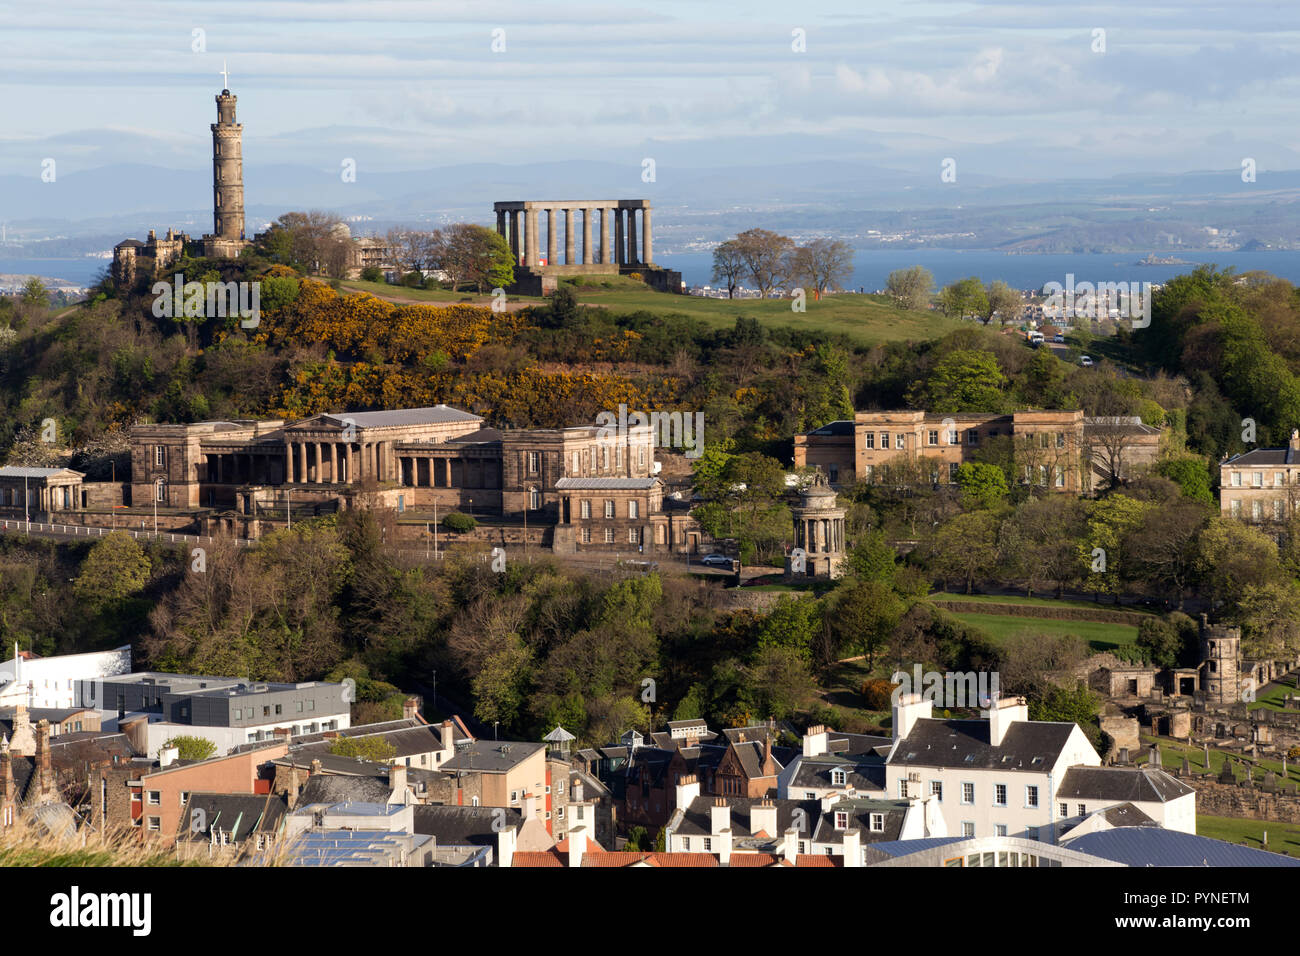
[493,199,653,272]
[786,472,847,579]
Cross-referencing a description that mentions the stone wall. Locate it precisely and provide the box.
[1189,777,1300,824]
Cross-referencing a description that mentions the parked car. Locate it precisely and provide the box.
[1080,355,1093,367]
[699,553,733,568]
[1052,334,1065,343]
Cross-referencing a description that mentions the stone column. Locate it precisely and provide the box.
[564,208,575,265]
[626,208,638,264]
[216,454,224,484]
[600,207,610,265]
[641,205,652,264]
[525,207,538,268]
[510,210,522,264]
[496,209,506,237]
[547,208,557,267]
[614,209,624,266]
[298,442,308,484]
[582,208,593,265]
[329,443,338,484]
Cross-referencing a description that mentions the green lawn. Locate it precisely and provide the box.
[341,279,961,346]
[933,592,1157,616]
[1139,733,1300,787]
[948,611,1139,652]
[1196,814,1300,856]
[1248,675,1300,713]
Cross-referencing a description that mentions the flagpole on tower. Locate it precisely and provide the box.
[220,59,230,90]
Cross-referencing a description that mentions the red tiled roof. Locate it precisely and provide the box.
[728,853,783,867]
[796,854,842,867]
[512,851,564,867]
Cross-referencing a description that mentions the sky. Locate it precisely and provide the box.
[3,0,1300,181]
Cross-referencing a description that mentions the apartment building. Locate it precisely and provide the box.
[1220,430,1300,524]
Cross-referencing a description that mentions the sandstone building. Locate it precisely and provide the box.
[795,409,1162,493]
[1219,429,1300,525]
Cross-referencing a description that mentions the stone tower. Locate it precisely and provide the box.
[211,87,245,242]
[785,471,847,579]
[1201,615,1241,705]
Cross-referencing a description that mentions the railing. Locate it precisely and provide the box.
[0,519,254,547]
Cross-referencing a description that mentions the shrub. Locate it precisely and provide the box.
[359,266,383,283]
[860,678,898,711]
[441,512,477,533]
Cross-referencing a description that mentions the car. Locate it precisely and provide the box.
[699,553,733,568]
[1080,355,1093,367]
[1052,334,1065,343]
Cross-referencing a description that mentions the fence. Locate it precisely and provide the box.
[0,519,254,548]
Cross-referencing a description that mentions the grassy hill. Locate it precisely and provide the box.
[341,278,959,346]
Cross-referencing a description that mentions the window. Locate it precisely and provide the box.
[896,434,905,449]
[949,462,960,481]
[961,782,974,805]
[928,430,939,446]
[1252,500,1262,522]
[1038,464,1049,486]
[147,791,160,806]
[628,500,639,519]
[898,779,908,798]
[1275,472,1285,488]
[869,813,884,832]
[1055,466,1064,488]
[604,528,615,543]
[1077,804,1086,816]
[930,780,942,801]
[946,428,958,445]
[1025,785,1039,808]
[1059,802,1068,818]
[864,432,875,450]
[601,446,609,470]
[580,499,591,519]
[581,528,592,544]
[529,488,541,510]
[296,701,303,713]
[604,500,615,519]
[155,479,167,503]
[306,700,314,712]
[1026,827,1039,841]
[147,817,161,831]
[828,464,838,483]
[682,837,691,851]
[179,791,190,807]
[557,807,564,819]
[994,824,1007,837]
[834,811,848,830]
[616,446,623,469]
[1253,471,1263,488]
[1231,499,1242,517]
[510,790,518,804]
[968,430,979,446]
[1275,500,1285,521]
[155,445,166,467]
[830,769,847,786]
[994,784,1007,807]
[275,704,282,715]
[880,432,890,450]
[1231,471,1241,487]
[572,451,580,474]
[1056,432,1065,449]
[527,451,540,474]
[628,528,641,544]
[703,837,712,851]
[639,445,646,467]
[962,822,975,837]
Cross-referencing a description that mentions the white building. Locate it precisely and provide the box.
[0,644,131,708]
[884,695,1196,844]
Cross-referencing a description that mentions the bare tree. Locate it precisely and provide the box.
[710,239,745,298]
[1085,417,1145,490]
[982,280,1022,325]
[733,228,795,297]
[788,238,854,299]
[385,227,439,276]
[885,266,934,310]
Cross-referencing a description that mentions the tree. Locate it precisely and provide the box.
[743,645,815,720]
[329,735,398,761]
[1080,494,1149,598]
[787,239,854,299]
[1156,457,1214,505]
[955,462,1009,509]
[885,266,933,311]
[998,496,1086,597]
[913,349,1007,413]
[982,280,1022,324]
[826,579,904,667]
[937,277,988,320]
[711,239,746,298]
[1237,581,1300,660]
[926,511,1001,593]
[432,223,514,292]
[1124,499,1208,607]
[732,228,796,297]
[266,211,351,276]
[163,736,217,762]
[1135,618,1185,668]
[73,532,151,611]
[385,227,438,276]
[21,278,50,309]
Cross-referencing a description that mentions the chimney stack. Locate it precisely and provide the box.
[892,694,933,741]
[675,773,700,810]
[441,719,456,763]
[751,798,778,839]
[389,762,408,802]
[497,821,516,868]
[33,720,53,801]
[567,826,588,868]
[309,758,322,775]
[782,826,799,865]
[803,725,831,757]
[984,697,1028,747]
[403,696,423,722]
[1290,429,1300,452]
[710,797,730,835]
[842,827,862,868]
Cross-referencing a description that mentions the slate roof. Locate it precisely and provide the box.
[804,421,856,437]
[889,718,1078,771]
[554,477,658,490]
[787,753,885,793]
[441,740,544,773]
[412,805,522,847]
[180,792,288,843]
[313,406,482,429]
[810,798,910,845]
[446,427,503,444]
[1057,766,1195,803]
[826,733,893,756]
[0,466,83,479]
[296,772,394,806]
[1066,828,1300,867]
[1223,448,1298,467]
[861,836,965,859]
[293,726,449,761]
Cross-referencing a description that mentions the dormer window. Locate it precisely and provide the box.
[869,813,885,832]
[834,811,848,830]
[830,769,847,786]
